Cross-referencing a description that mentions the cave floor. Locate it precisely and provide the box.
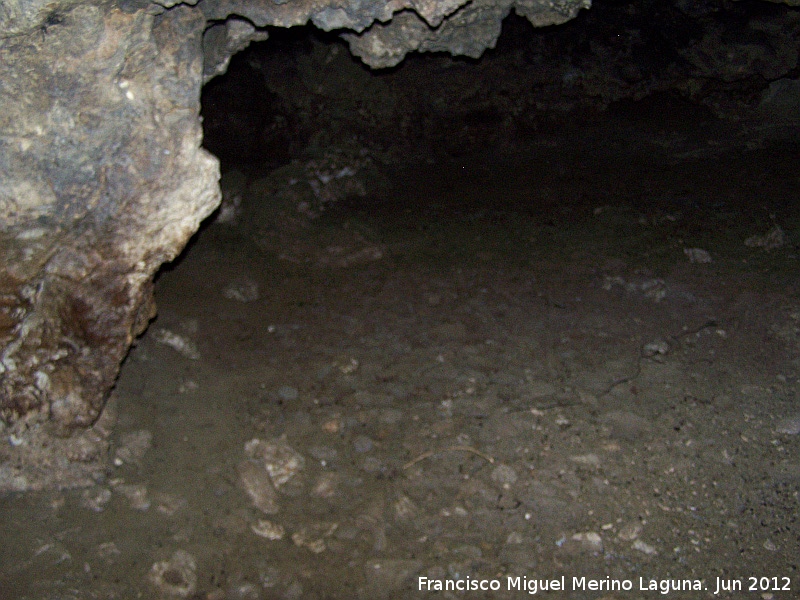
[2,115,800,599]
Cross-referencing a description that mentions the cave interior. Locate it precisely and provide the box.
[2,0,800,597]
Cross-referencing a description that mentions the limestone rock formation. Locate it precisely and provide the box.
[0,1,219,488]
[198,0,592,69]
[203,17,269,83]
[343,0,590,69]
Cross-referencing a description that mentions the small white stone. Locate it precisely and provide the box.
[223,278,259,303]
[114,483,151,511]
[291,522,337,553]
[238,460,279,515]
[643,339,670,357]
[632,539,658,555]
[393,494,418,521]
[555,415,571,427]
[775,415,800,435]
[251,519,285,540]
[152,329,200,360]
[684,247,713,263]
[244,437,305,488]
[618,521,643,541]
[153,491,188,516]
[506,531,524,544]
[571,531,603,552]
[148,550,197,598]
[570,453,600,467]
[81,487,112,512]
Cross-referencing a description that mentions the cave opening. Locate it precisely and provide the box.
[3,1,800,597]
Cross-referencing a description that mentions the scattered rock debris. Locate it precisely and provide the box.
[2,124,798,600]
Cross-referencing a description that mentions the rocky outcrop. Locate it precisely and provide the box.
[200,0,592,69]
[0,1,219,488]
[342,0,590,68]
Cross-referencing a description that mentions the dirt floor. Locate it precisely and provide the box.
[1,110,799,599]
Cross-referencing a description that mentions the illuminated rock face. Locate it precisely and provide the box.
[0,3,220,437]
[0,0,799,489]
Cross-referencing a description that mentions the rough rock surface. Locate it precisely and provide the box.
[203,17,269,83]
[343,0,590,68]
[200,0,592,69]
[0,2,219,488]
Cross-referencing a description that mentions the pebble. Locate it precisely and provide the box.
[632,539,658,555]
[745,224,786,250]
[251,519,285,540]
[491,464,518,486]
[618,521,643,541]
[643,339,670,357]
[178,379,198,394]
[321,418,342,433]
[81,486,112,512]
[292,522,338,553]
[506,531,524,544]
[237,460,279,515]
[152,328,200,360]
[353,435,374,453]
[774,414,800,435]
[571,531,603,552]
[223,278,259,303]
[570,453,601,467]
[244,437,305,488]
[392,494,418,521]
[147,550,197,598]
[226,582,261,600]
[311,472,340,498]
[277,385,299,402]
[114,483,151,511]
[153,491,188,516]
[96,541,121,558]
[684,247,713,263]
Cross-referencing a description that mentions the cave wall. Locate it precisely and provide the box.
[0,1,223,488]
[0,1,219,429]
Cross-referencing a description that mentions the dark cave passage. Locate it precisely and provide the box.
[196,2,800,239]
